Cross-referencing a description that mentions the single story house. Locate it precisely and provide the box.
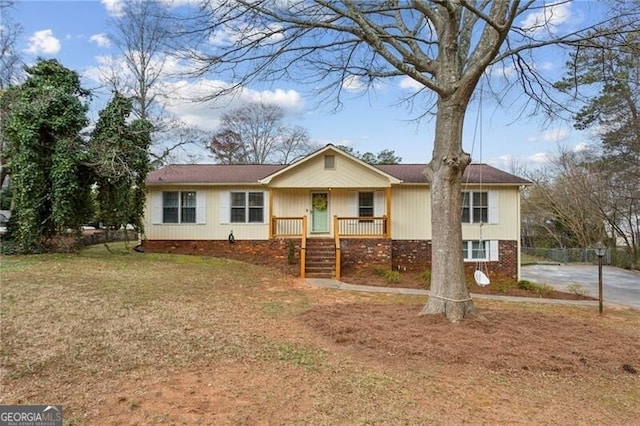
[143,144,531,280]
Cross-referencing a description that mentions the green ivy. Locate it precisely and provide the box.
[3,59,92,253]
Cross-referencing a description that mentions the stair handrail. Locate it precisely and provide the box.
[300,216,307,278]
[334,215,341,279]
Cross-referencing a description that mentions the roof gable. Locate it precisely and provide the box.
[258,144,402,187]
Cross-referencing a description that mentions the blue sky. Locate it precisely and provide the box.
[10,0,600,171]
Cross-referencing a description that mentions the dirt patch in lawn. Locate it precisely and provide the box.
[300,303,640,375]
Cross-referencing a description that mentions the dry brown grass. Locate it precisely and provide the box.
[1,244,639,424]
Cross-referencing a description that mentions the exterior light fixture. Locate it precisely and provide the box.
[593,241,607,315]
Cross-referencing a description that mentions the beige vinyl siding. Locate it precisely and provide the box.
[145,184,522,242]
[390,185,520,241]
[271,189,310,217]
[145,186,270,241]
[269,154,391,188]
[390,186,431,239]
[461,187,520,240]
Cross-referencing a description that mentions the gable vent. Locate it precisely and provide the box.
[324,155,335,169]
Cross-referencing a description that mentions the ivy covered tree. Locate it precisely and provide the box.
[90,91,151,235]
[3,59,93,252]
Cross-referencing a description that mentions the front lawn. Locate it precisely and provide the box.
[1,244,639,424]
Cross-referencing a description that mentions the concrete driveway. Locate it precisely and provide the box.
[521,264,640,310]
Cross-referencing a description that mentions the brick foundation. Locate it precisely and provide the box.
[143,239,300,267]
[339,238,392,273]
[392,239,518,279]
[391,240,432,271]
[143,238,519,280]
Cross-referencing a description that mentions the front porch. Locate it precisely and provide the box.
[271,215,390,278]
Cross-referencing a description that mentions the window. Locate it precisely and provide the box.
[163,191,197,223]
[230,191,264,223]
[462,191,488,223]
[462,240,488,261]
[462,240,499,262]
[181,191,196,223]
[324,155,335,169]
[358,192,374,217]
[163,192,179,223]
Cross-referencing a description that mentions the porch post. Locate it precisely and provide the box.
[385,187,392,238]
[300,215,307,279]
[268,189,274,238]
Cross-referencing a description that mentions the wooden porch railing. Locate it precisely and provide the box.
[334,215,389,278]
[334,216,389,238]
[270,215,389,279]
[271,216,307,278]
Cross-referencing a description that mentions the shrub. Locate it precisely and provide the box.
[517,280,537,291]
[536,284,555,298]
[518,280,555,297]
[492,279,516,294]
[566,283,590,297]
[372,267,386,277]
[420,270,431,289]
[287,240,296,264]
[382,270,402,284]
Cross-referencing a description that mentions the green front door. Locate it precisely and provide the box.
[311,192,329,233]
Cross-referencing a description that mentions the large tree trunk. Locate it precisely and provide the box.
[420,98,480,322]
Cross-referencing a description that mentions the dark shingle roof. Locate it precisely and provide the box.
[147,163,530,185]
[147,164,285,185]
[376,164,531,185]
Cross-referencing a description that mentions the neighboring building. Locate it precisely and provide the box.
[143,144,531,280]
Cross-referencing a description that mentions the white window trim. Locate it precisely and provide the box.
[462,190,498,224]
[220,190,266,224]
[350,190,385,217]
[152,190,206,225]
[463,240,499,262]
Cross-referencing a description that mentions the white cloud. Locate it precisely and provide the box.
[90,33,111,48]
[102,0,124,17]
[341,75,366,92]
[157,79,306,131]
[209,22,284,47]
[521,2,572,36]
[399,76,423,91]
[488,154,515,170]
[488,62,517,78]
[83,49,305,132]
[159,0,200,6]
[527,128,570,143]
[528,152,551,164]
[573,142,592,153]
[25,29,61,55]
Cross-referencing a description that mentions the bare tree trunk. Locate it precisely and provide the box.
[420,98,479,322]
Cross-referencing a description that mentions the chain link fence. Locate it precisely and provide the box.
[523,246,611,264]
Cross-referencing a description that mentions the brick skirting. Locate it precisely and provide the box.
[143,238,518,280]
[143,239,298,266]
[339,238,392,273]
